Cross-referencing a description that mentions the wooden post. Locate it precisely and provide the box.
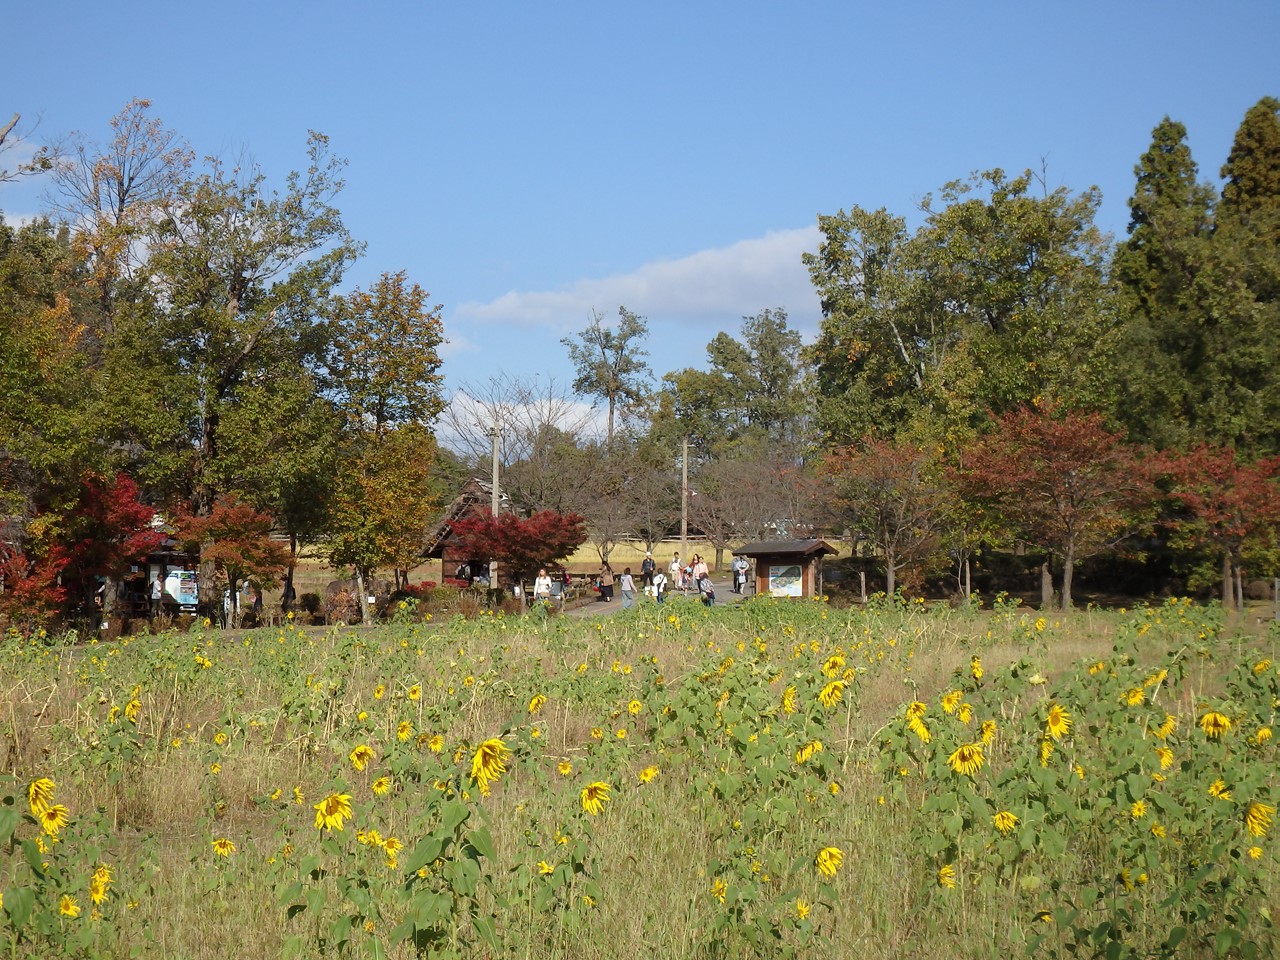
[859,570,866,605]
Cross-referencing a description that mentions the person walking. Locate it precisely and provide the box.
[669,553,682,590]
[619,567,636,609]
[150,570,165,618]
[652,569,667,605]
[640,552,656,588]
[598,563,615,602]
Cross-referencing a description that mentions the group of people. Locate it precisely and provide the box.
[531,550,752,611]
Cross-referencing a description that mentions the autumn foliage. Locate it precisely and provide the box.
[448,511,588,582]
[177,498,289,600]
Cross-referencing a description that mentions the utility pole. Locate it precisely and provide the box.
[681,437,689,563]
[489,421,500,592]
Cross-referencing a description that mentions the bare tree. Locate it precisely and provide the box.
[0,112,54,185]
[438,374,600,512]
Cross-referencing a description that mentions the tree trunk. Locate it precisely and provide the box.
[1222,552,1234,609]
[355,567,370,624]
[1061,544,1075,610]
[964,557,971,598]
[713,545,723,571]
[1040,560,1054,610]
[885,550,896,597]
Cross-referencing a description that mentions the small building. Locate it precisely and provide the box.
[420,478,512,585]
[734,539,837,599]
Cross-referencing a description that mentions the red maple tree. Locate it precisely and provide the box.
[962,406,1154,609]
[1161,444,1280,608]
[177,498,289,621]
[448,511,587,583]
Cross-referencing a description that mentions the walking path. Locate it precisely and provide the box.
[562,573,748,618]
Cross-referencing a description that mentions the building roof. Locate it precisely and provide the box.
[733,539,838,559]
[420,477,509,558]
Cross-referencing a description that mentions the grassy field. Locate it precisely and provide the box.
[1,595,1277,958]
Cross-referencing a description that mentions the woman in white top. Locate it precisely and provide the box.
[533,568,553,603]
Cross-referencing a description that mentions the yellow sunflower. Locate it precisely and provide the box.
[795,739,824,764]
[980,719,998,744]
[818,680,845,709]
[1208,779,1233,801]
[937,863,957,888]
[948,743,984,777]
[349,744,375,771]
[313,793,354,831]
[27,777,55,816]
[371,775,393,796]
[940,690,962,715]
[1245,801,1275,838]
[1155,714,1177,740]
[970,656,983,681]
[59,894,81,918]
[815,846,843,878]
[397,721,413,742]
[780,686,797,714]
[39,804,70,836]
[211,838,236,857]
[637,766,660,784]
[580,781,612,816]
[528,694,547,715]
[993,811,1019,835]
[557,761,572,777]
[821,653,845,678]
[627,699,643,715]
[1045,703,1072,741]
[471,739,510,796]
[1199,711,1232,739]
[427,734,444,753]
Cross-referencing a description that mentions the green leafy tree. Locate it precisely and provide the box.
[562,306,651,444]
[1111,117,1216,449]
[805,170,1118,444]
[650,308,810,459]
[324,272,445,620]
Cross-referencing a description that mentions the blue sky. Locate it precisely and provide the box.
[4,1,1278,404]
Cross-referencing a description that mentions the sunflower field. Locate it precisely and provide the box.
[0,595,1275,958]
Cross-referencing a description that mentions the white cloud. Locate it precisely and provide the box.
[452,225,823,332]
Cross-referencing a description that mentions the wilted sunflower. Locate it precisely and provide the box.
[471,739,510,796]
[980,719,998,745]
[1154,714,1177,740]
[795,739,824,764]
[815,846,843,878]
[937,864,957,888]
[211,838,236,857]
[1155,746,1174,770]
[1208,779,1233,801]
[580,781,611,816]
[948,743,984,777]
[993,811,1019,835]
[40,804,70,836]
[821,653,845,678]
[313,793,353,831]
[1045,703,1072,741]
[1254,659,1272,675]
[28,777,55,816]
[1199,711,1232,739]
[818,680,845,709]
[1125,688,1145,707]
[1256,726,1273,745]
[349,744,375,771]
[1245,801,1275,838]
[537,860,554,876]
[528,694,547,715]
[1039,739,1054,767]
[371,775,393,796]
[124,699,141,724]
[780,686,797,714]
[970,656,983,681]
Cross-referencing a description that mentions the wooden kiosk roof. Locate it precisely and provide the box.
[733,539,838,559]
